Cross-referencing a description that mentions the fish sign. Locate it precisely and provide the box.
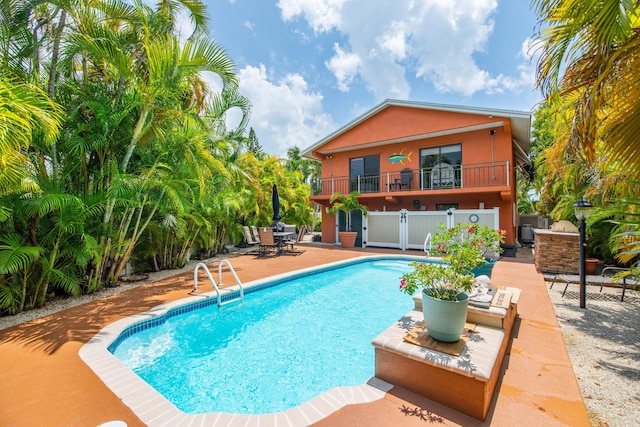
[388,150,412,164]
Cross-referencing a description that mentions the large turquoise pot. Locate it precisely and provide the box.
[421,291,469,342]
[471,258,497,278]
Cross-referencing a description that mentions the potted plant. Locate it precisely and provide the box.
[328,192,368,248]
[399,223,506,342]
[586,258,599,274]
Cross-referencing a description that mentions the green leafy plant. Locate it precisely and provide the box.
[399,223,506,301]
[328,192,368,232]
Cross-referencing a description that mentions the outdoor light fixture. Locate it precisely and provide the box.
[574,197,592,308]
[574,197,592,221]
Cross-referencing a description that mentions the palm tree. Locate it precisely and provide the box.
[0,0,305,310]
[329,192,368,232]
[0,76,62,195]
[533,0,640,176]
[533,0,640,272]
[0,232,42,313]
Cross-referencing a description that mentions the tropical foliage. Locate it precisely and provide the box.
[0,0,314,314]
[328,192,368,232]
[399,223,505,301]
[531,0,640,270]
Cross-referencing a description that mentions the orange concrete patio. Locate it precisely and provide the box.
[0,245,589,426]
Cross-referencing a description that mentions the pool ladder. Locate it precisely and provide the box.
[423,233,432,256]
[191,260,244,306]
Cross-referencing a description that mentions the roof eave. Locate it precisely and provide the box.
[301,99,531,161]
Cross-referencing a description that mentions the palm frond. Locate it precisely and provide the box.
[0,233,42,274]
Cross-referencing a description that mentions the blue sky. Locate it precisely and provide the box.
[196,0,542,156]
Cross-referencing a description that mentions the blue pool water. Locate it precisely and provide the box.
[111,257,419,415]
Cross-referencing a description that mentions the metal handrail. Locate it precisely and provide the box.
[423,233,432,255]
[218,259,244,300]
[191,260,244,306]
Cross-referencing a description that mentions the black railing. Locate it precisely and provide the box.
[310,161,509,196]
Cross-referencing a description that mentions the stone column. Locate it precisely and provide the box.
[534,229,579,274]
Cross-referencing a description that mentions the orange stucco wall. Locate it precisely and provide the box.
[318,106,505,154]
[315,105,520,245]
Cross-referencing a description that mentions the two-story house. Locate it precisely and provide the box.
[302,99,531,249]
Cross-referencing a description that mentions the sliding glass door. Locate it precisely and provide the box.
[420,144,461,189]
[350,155,379,193]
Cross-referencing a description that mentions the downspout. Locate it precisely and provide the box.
[489,129,496,180]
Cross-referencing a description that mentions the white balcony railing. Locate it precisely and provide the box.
[311,161,510,196]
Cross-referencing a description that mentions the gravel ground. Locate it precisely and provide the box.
[1,252,638,427]
[0,253,227,331]
[546,283,640,427]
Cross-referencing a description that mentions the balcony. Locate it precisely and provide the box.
[311,161,510,196]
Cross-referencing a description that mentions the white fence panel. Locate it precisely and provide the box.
[364,208,500,250]
[365,212,401,248]
[452,208,500,230]
[405,211,450,250]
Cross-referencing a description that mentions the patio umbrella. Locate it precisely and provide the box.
[272,184,281,221]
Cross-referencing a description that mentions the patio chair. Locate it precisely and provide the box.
[394,168,413,190]
[548,266,639,302]
[431,163,455,188]
[257,227,278,256]
[284,226,307,255]
[242,226,259,245]
[599,266,640,302]
[250,226,261,244]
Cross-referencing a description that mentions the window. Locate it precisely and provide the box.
[350,155,379,193]
[436,203,458,211]
[420,144,461,169]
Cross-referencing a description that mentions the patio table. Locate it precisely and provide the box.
[273,231,296,255]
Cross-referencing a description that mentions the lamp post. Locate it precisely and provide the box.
[574,197,592,308]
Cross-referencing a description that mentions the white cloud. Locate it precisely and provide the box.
[243,21,255,31]
[377,21,408,61]
[277,0,345,33]
[324,43,361,92]
[279,0,535,100]
[237,64,336,156]
[173,8,196,43]
[485,38,539,95]
[408,0,497,96]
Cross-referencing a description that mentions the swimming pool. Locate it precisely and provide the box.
[79,255,429,425]
[109,257,417,415]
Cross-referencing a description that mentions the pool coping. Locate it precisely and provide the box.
[79,254,424,427]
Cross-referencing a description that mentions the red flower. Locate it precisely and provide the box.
[468,226,475,233]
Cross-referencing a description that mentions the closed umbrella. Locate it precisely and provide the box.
[272,184,281,222]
